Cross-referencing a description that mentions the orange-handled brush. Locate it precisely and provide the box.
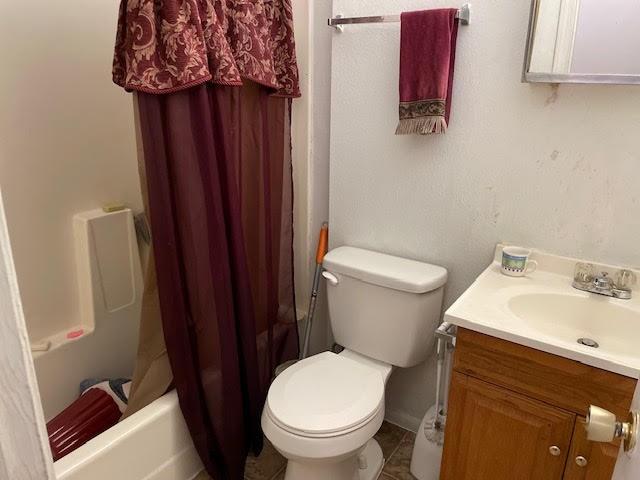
[315,222,329,265]
[301,222,329,359]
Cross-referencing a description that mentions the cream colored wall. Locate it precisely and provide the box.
[309,0,334,351]
[0,1,143,343]
[291,0,334,354]
[291,0,312,321]
[0,0,321,351]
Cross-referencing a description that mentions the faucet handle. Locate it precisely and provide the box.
[574,263,595,284]
[615,270,637,291]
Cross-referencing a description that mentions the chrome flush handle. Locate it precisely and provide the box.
[321,271,339,286]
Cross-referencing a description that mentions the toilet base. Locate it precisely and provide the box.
[358,439,384,480]
[283,439,383,480]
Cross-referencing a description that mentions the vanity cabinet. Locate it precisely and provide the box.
[440,328,636,480]
[442,372,574,479]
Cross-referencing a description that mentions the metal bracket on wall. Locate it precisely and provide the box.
[436,321,457,346]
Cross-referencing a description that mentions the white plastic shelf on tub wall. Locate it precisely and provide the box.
[32,208,143,420]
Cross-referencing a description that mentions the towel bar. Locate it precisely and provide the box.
[329,3,470,32]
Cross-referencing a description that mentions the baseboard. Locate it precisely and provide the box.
[384,408,422,433]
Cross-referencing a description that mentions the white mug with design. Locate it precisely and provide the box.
[501,247,538,277]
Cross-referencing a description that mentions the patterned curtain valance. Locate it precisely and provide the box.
[113,0,300,97]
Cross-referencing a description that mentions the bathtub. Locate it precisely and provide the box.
[54,390,203,480]
[30,208,203,479]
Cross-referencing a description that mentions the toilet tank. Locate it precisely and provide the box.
[323,247,447,368]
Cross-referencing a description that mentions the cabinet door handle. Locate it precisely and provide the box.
[549,446,561,456]
[575,456,588,467]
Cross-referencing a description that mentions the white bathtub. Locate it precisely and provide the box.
[34,208,144,419]
[30,208,203,479]
[54,390,204,480]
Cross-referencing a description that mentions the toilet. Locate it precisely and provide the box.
[262,246,447,480]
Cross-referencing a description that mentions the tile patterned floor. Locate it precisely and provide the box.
[195,421,416,480]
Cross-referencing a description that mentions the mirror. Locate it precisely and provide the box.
[523,0,640,84]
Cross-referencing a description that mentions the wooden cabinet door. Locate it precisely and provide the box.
[440,372,576,480]
[563,417,619,480]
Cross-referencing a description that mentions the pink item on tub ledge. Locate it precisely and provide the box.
[66,329,84,339]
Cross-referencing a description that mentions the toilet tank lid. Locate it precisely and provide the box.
[323,246,447,294]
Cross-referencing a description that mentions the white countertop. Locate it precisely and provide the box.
[444,245,640,379]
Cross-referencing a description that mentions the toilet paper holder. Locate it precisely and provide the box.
[586,405,639,453]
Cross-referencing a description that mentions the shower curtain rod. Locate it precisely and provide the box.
[328,3,471,30]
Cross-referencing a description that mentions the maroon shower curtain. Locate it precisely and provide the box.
[136,83,298,478]
[114,2,301,476]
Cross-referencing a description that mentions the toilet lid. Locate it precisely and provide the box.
[266,352,385,435]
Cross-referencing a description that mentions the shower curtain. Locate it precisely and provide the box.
[113,1,301,478]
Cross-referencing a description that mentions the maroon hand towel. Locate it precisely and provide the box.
[396,9,459,135]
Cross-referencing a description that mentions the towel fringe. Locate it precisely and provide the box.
[395,116,447,135]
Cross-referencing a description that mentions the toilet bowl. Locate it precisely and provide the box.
[262,350,392,480]
[262,246,447,480]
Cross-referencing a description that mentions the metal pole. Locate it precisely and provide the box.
[300,222,328,360]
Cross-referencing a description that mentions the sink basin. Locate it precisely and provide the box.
[508,293,640,358]
[444,244,640,378]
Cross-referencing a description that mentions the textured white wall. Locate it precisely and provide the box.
[329,0,640,429]
[0,1,143,343]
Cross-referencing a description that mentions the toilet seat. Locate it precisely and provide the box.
[266,351,385,437]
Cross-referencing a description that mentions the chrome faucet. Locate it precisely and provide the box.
[572,263,636,300]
